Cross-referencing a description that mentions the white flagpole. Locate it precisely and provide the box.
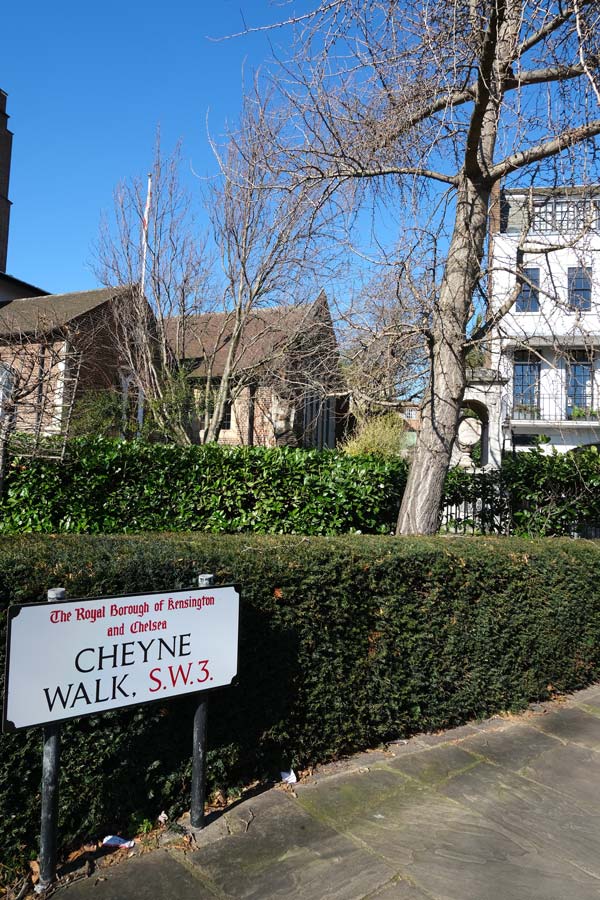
[140,173,152,297]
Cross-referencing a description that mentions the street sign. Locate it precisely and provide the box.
[3,585,239,731]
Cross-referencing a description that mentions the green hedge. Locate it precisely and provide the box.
[443,446,600,536]
[3,438,600,539]
[0,438,406,535]
[503,446,600,535]
[2,533,600,877]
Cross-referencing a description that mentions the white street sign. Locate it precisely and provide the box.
[3,586,239,731]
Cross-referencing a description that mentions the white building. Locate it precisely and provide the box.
[481,187,600,459]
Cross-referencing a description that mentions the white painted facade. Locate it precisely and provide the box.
[486,189,600,458]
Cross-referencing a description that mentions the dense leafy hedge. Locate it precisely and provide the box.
[0,438,406,536]
[3,437,600,538]
[443,446,600,536]
[2,533,600,876]
[503,446,600,535]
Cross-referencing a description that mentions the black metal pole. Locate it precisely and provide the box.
[37,587,65,892]
[190,698,208,828]
[38,724,61,890]
[190,574,214,829]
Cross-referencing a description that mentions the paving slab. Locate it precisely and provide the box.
[53,851,216,900]
[49,682,600,900]
[439,758,600,879]
[296,757,600,900]
[530,706,600,750]
[569,685,600,706]
[363,877,433,899]
[182,789,395,900]
[409,724,480,747]
[460,722,562,771]
[518,742,600,811]
[386,743,483,785]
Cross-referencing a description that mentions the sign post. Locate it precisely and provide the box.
[190,574,214,829]
[37,587,65,893]
[3,580,240,886]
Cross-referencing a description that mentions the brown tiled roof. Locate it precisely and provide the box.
[165,300,324,377]
[0,286,128,336]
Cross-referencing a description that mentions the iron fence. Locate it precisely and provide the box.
[439,470,600,538]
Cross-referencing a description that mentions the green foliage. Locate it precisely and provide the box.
[0,437,406,536]
[465,346,487,367]
[2,437,600,541]
[443,446,600,536]
[502,445,600,536]
[69,390,123,438]
[1,533,600,876]
[341,413,414,458]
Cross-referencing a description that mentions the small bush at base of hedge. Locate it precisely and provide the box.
[1,532,599,876]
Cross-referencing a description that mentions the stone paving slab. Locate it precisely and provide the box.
[296,757,600,900]
[530,706,600,750]
[386,743,482,785]
[364,877,433,899]
[182,790,396,900]
[459,722,562,771]
[50,684,600,900]
[53,851,216,900]
[439,759,600,879]
[462,724,600,811]
[568,685,600,706]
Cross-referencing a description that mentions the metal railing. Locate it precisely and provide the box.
[510,394,600,422]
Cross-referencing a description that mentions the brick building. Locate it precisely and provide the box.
[0,286,134,443]
[166,292,345,449]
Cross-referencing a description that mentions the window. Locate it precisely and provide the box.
[516,267,540,312]
[532,198,599,233]
[568,266,592,311]
[0,363,15,415]
[221,398,232,430]
[566,351,593,419]
[513,352,540,419]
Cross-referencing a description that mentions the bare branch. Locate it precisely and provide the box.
[489,119,600,182]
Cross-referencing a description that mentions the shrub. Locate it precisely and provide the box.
[0,437,407,536]
[503,445,600,535]
[1,533,600,876]
[341,412,414,458]
[69,390,123,438]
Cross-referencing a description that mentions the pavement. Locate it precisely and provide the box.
[51,683,600,900]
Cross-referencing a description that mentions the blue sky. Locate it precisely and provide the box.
[3,0,286,293]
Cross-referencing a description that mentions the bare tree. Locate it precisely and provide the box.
[95,115,337,446]
[94,140,216,444]
[336,254,432,423]
[200,93,337,443]
[242,0,600,532]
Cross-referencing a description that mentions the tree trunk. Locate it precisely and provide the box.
[396,177,491,535]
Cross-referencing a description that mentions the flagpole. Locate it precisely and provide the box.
[140,173,152,297]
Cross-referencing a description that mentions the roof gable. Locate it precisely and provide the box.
[0,286,129,336]
[165,294,333,378]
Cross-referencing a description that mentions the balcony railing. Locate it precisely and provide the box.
[511,395,600,422]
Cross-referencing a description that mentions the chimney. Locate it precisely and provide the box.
[0,90,13,273]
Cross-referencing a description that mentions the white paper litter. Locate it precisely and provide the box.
[102,835,135,849]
